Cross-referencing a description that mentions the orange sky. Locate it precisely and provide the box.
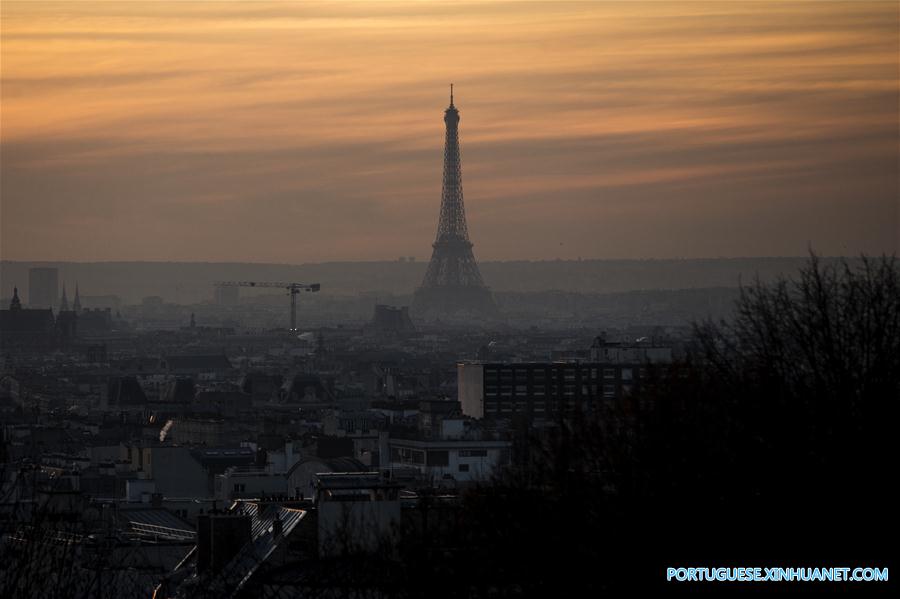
[1,1,897,262]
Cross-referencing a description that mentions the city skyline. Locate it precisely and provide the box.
[2,1,898,263]
[1,4,896,592]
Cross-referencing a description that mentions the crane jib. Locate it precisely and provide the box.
[212,281,321,332]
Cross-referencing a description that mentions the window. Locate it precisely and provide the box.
[603,368,616,379]
[391,447,425,465]
[603,384,616,398]
[621,368,633,381]
[458,464,469,472]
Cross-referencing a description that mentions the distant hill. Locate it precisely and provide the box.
[0,257,838,305]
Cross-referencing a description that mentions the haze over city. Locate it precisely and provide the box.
[2,0,897,264]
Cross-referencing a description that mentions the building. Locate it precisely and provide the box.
[215,468,287,501]
[192,390,253,418]
[0,287,55,349]
[458,361,664,421]
[55,284,77,342]
[136,446,210,498]
[384,399,511,485]
[281,373,334,404]
[181,500,306,598]
[368,304,415,334]
[106,376,148,409]
[79,294,122,310]
[286,456,366,500]
[160,354,233,379]
[314,472,401,556]
[387,436,511,485]
[28,267,58,308]
[589,334,673,363]
[322,410,387,465]
[78,307,113,335]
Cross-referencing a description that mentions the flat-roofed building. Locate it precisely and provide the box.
[315,472,401,556]
[459,361,662,421]
[387,436,511,485]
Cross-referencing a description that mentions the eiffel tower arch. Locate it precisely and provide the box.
[412,87,498,319]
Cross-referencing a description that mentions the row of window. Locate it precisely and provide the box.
[485,383,620,397]
[484,385,633,413]
[390,447,490,465]
[485,367,644,381]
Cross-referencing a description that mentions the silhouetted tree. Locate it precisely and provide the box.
[387,253,899,596]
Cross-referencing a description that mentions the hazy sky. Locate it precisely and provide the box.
[1,1,897,263]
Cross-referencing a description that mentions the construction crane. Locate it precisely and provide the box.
[214,281,320,332]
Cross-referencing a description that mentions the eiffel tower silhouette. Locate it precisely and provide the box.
[412,86,497,318]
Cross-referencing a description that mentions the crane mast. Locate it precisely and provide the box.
[213,281,320,332]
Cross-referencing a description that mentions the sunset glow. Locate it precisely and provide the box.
[2,1,897,262]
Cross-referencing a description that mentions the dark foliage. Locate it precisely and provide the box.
[302,254,898,597]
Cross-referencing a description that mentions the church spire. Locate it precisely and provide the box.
[10,287,21,311]
[60,284,69,311]
[73,283,82,312]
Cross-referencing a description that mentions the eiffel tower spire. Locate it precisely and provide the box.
[413,88,497,318]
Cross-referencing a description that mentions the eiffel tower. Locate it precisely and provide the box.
[413,86,497,318]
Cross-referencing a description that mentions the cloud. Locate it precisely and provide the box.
[1,0,897,261]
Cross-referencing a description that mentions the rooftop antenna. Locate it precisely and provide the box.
[450,83,454,107]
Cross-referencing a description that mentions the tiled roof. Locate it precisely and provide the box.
[208,501,307,597]
[118,508,196,541]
